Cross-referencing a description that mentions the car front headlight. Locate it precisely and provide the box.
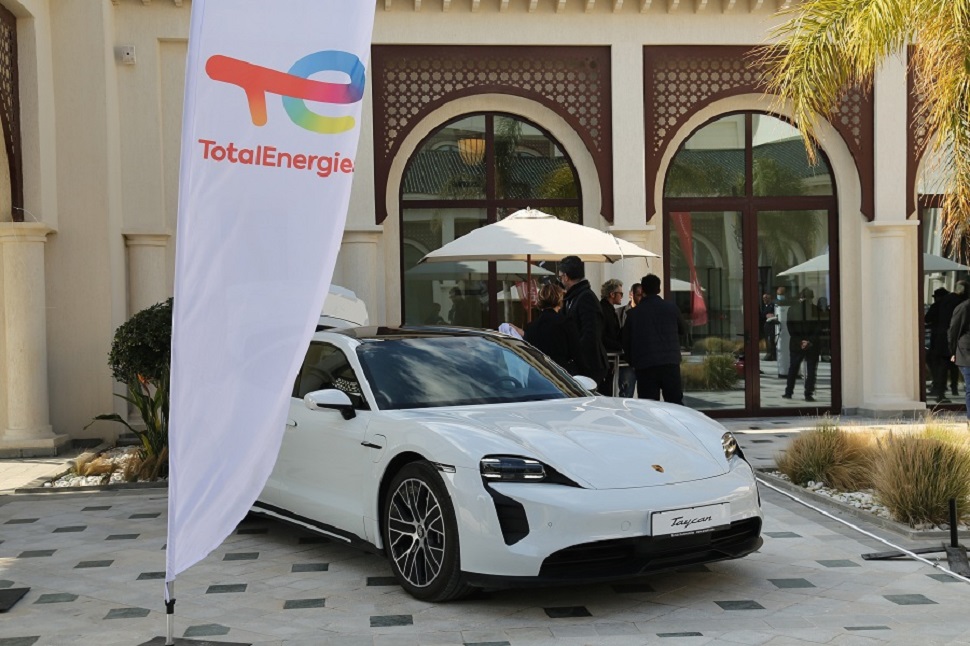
[480,456,546,481]
[721,432,740,460]
[479,455,580,486]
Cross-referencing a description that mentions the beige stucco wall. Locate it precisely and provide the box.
[0,0,930,444]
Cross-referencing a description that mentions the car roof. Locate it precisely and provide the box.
[323,325,508,342]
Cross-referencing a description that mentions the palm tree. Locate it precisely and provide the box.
[758,0,970,254]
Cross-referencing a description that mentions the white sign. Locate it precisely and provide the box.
[651,503,729,536]
[166,0,375,587]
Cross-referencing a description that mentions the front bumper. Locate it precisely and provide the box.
[448,461,762,582]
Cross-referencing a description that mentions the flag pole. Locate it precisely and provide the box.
[165,580,176,645]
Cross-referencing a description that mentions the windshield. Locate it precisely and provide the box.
[355,335,589,410]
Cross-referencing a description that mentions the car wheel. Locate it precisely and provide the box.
[382,461,472,602]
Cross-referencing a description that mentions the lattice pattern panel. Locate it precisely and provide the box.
[0,4,21,220]
[372,45,613,224]
[645,46,874,220]
[907,51,932,216]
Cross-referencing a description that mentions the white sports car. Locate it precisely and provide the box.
[255,326,763,601]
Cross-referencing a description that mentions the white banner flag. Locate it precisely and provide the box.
[166,0,375,585]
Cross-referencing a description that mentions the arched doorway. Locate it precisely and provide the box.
[400,112,582,329]
[663,112,840,416]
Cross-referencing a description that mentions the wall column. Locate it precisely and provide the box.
[124,232,170,315]
[0,223,67,456]
[334,226,384,324]
[858,221,923,415]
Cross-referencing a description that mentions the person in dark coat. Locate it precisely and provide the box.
[782,288,822,402]
[558,255,607,384]
[598,278,624,394]
[622,274,687,405]
[941,280,969,396]
[524,283,577,372]
[948,294,970,418]
[926,287,953,403]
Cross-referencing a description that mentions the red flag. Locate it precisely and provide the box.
[514,279,540,313]
[671,212,708,326]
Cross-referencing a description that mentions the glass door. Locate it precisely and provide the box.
[669,211,747,412]
[756,210,835,411]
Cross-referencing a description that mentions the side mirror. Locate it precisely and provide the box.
[574,375,597,392]
[304,389,356,420]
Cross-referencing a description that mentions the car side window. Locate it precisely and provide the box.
[293,342,368,410]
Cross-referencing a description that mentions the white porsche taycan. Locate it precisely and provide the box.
[255,326,763,602]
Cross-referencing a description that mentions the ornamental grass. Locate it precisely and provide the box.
[871,430,970,527]
[774,418,876,491]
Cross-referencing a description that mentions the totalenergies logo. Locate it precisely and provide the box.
[206,50,366,134]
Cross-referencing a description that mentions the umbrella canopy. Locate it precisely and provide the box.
[419,208,659,264]
[406,259,553,281]
[779,252,970,276]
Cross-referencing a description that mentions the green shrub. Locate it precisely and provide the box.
[774,419,876,491]
[691,336,741,355]
[86,298,172,472]
[872,433,970,527]
[681,355,739,391]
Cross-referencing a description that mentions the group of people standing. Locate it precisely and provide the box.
[927,280,969,404]
[522,255,687,405]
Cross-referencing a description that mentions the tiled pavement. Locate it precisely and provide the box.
[1,421,969,646]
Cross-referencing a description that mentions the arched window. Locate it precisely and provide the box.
[400,113,581,328]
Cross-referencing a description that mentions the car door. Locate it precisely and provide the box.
[266,341,370,540]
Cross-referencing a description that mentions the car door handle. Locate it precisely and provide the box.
[360,441,382,449]
[286,419,297,428]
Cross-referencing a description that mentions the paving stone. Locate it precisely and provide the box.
[34,593,77,604]
[927,573,961,583]
[206,584,247,594]
[137,572,166,580]
[183,624,231,637]
[52,526,86,533]
[845,626,891,631]
[0,588,29,612]
[223,552,259,561]
[129,513,160,519]
[283,598,326,609]
[0,638,40,646]
[370,614,413,627]
[105,607,151,619]
[766,531,801,538]
[82,506,111,511]
[658,633,704,638]
[0,581,12,589]
[884,594,937,605]
[17,550,55,558]
[715,600,765,610]
[366,576,398,586]
[769,578,815,589]
[463,642,510,646]
[292,563,329,572]
[75,560,113,568]
[5,518,38,524]
[817,559,860,567]
[544,606,591,618]
[106,534,140,540]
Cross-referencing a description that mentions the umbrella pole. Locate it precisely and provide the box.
[527,255,533,323]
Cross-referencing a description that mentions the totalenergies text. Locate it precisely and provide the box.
[197,139,354,178]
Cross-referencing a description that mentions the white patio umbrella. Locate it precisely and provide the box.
[406,259,553,281]
[779,252,970,276]
[419,208,659,320]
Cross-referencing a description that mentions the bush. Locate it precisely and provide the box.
[872,432,970,527]
[681,355,739,391]
[774,419,876,491]
[691,336,741,355]
[85,298,172,473]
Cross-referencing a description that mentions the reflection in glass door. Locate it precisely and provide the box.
[757,210,833,410]
[669,211,746,411]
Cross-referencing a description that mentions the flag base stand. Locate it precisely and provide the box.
[861,499,970,577]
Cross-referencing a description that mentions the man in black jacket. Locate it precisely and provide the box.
[558,255,607,385]
[948,293,970,419]
[782,288,821,402]
[622,274,686,404]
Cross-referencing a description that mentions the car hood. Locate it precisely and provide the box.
[391,398,728,489]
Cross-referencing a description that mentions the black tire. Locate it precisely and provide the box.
[381,461,472,602]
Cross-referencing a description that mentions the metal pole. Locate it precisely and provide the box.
[950,498,959,549]
[165,580,176,646]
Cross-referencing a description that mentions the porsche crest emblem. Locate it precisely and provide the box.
[651,464,664,473]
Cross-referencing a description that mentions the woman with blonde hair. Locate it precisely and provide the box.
[524,282,578,372]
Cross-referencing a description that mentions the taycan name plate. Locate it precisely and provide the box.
[651,503,729,536]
